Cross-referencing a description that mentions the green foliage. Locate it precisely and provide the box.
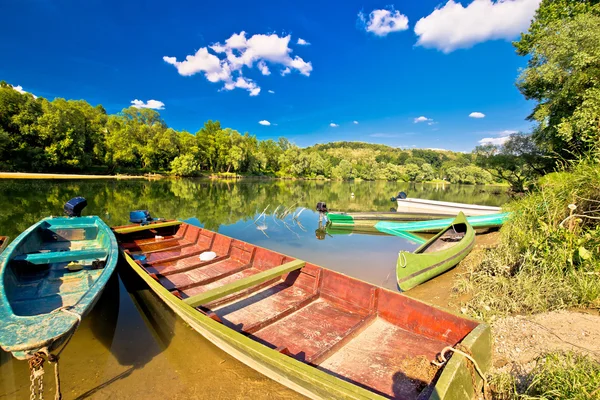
[445,165,492,185]
[459,156,600,319]
[475,134,550,192]
[170,154,200,176]
[515,2,600,158]
[492,352,600,400]
[0,83,504,182]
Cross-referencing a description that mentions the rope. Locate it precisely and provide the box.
[398,252,407,269]
[432,346,490,399]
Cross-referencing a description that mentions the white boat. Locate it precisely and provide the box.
[395,197,501,216]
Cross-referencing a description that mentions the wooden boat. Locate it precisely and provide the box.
[0,215,118,360]
[376,212,510,234]
[114,219,491,399]
[397,213,475,292]
[395,197,501,216]
[0,236,8,254]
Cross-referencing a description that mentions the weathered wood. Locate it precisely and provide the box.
[14,248,108,264]
[112,220,182,234]
[184,260,305,308]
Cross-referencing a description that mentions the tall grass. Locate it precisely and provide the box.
[458,157,600,320]
[491,352,600,399]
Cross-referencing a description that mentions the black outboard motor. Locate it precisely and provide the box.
[390,191,408,202]
[64,197,87,217]
[130,210,153,225]
[316,202,328,213]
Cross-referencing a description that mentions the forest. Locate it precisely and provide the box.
[0,80,541,188]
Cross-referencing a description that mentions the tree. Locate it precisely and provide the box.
[515,2,600,158]
[475,134,549,191]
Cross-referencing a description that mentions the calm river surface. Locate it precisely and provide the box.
[0,179,509,399]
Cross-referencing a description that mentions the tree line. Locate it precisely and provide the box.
[0,81,498,184]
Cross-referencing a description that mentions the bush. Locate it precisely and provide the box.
[170,154,200,176]
[458,157,600,319]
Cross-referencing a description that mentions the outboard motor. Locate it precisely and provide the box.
[130,210,153,225]
[64,197,87,217]
[316,202,328,213]
[390,191,408,202]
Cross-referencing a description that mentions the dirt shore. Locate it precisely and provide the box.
[0,172,164,180]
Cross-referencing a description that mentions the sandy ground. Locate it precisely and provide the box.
[0,172,164,180]
[492,310,600,373]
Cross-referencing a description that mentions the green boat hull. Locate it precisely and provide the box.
[397,213,475,291]
[377,212,510,234]
[327,211,455,228]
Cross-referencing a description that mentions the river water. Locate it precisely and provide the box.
[0,179,509,399]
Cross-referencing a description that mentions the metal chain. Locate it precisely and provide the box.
[28,352,45,400]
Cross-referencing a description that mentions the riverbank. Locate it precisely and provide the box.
[0,172,165,180]
[409,230,600,399]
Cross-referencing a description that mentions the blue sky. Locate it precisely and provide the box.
[0,0,540,151]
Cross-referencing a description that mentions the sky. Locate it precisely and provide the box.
[0,0,541,151]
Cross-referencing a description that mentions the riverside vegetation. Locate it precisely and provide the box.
[1,81,542,189]
[456,1,600,398]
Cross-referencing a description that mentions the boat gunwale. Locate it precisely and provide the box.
[117,221,489,400]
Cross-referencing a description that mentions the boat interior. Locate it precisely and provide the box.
[3,217,111,316]
[419,222,468,253]
[119,223,479,399]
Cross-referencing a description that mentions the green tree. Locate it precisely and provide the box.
[516,2,600,157]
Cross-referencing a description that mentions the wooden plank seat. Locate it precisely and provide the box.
[158,257,252,291]
[183,260,306,308]
[14,248,108,265]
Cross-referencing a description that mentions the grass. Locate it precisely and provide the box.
[490,352,600,399]
[456,156,600,320]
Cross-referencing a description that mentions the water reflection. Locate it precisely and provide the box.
[0,178,509,399]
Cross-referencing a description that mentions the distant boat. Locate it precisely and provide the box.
[0,198,118,360]
[396,212,475,291]
[326,211,455,227]
[0,236,8,254]
[393,192,502,216]
[114,217,491,400]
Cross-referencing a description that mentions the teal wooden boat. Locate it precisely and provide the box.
[0,204,118,360]
[397,213,475,291]
[376,212,510,234]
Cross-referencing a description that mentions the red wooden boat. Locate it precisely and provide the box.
[114,220,490,400]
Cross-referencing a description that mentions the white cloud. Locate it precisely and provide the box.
[414,0,541,53]
[479,136,510,145]
[359,8,409,36]
[414,116,432,123]
[11,84,37,98]
[297,38,310,45]
[259,120,271,126]
[469,111,486,118]
[164,31,312,96]
[268,90,275,94]
[479,129,518,145]
[330,123,339,128]
[131,99,165,110]
[353,121,359,124]
[257,61,270,76]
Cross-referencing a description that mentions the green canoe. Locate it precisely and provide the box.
[325,225,428,245]
[327,211,455,228]
[377,212,510,234]
[397,212,475,291]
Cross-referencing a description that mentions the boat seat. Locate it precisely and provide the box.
[14,249,108,265]
[42,223,99,231]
